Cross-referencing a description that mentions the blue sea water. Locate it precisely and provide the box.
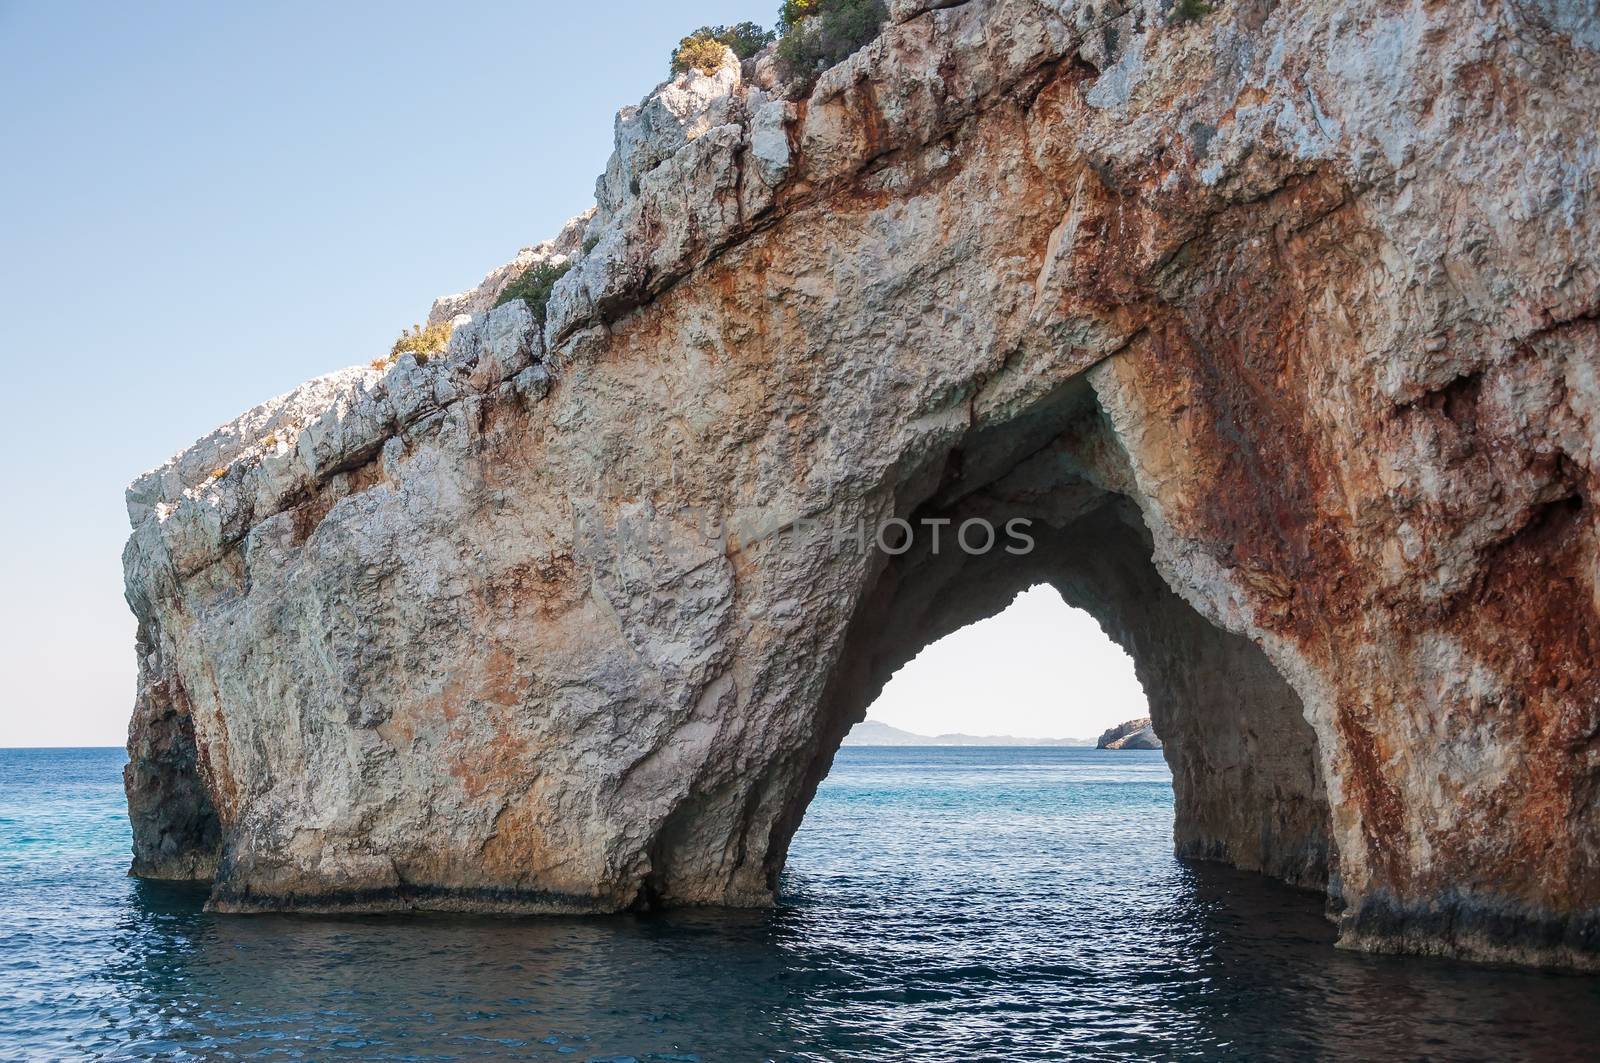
[2,747,1598,1061]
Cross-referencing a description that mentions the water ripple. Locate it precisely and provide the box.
[3,747,1598,1061]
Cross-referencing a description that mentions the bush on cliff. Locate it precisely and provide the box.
[389,320,453,365]
[775,0,888,84]
[672,36,732,77]
[494,260,571,325]
[671,22,775,75]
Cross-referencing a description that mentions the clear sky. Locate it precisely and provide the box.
[866,586,1146,741]
[0,2,1146,747]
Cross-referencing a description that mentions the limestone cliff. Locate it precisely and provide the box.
[124,0,1600,969]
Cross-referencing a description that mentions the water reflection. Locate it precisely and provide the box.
[83,863,1600,1062]
[6,748,1600,1061]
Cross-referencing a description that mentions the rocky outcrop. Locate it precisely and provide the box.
[1097,717,1160,749]
[124,0,1600,969]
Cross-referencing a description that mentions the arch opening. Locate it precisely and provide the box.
[766,377,1335,901]
[851,584,1149,746]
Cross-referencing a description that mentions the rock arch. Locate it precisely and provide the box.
[124,0,1600,968]
[762,376,1331,904]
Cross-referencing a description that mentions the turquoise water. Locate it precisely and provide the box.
[3,746,1598,1061]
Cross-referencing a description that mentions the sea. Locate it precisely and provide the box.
[3,746,1598,1061]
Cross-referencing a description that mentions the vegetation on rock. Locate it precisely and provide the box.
[390,321,454,366]
[672,36,732,77]
[1171,0,1213,23]
[662,5,884,86]
[775,0,888,84]
[494,260,572,324]
[671,22,775,75]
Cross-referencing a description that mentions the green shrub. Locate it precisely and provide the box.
[775,0,887,84]
[494,260,572,324]
[390,320,453,365]
[1171,0,1213,23]
[672,36,731,76]
[671,22,776,75]
[778,0,819,26]
[721,19,779,57]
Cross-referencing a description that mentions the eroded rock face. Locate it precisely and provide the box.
[125,0,1600,968]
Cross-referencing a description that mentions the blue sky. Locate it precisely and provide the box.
[0,1,1144,746]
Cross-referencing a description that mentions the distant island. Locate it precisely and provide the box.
[1096,717,1162,750]
[842,720,1093,747]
